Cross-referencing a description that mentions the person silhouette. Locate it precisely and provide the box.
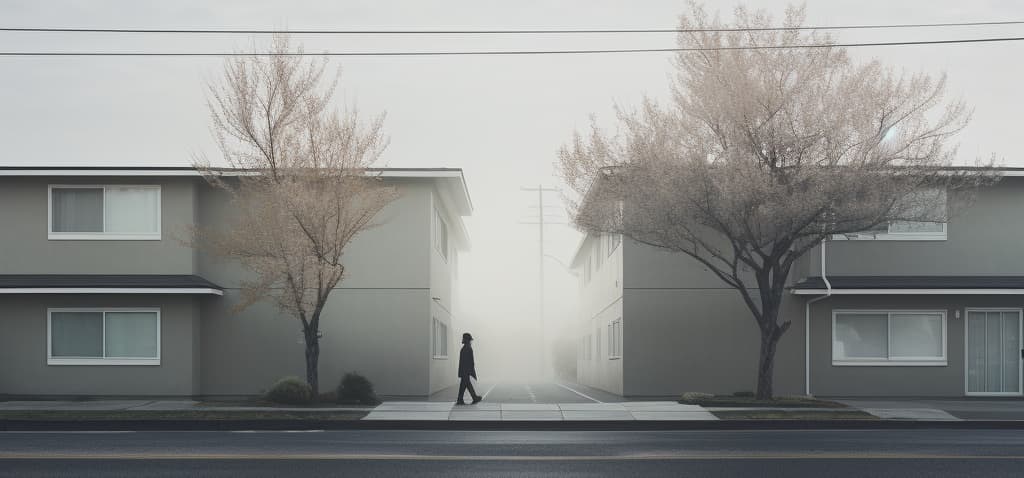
[456,332,482,405]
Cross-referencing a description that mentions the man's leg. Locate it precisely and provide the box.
[466,378,480,401]
[456,376,468,404]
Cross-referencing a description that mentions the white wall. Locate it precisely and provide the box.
[575,234,624,395]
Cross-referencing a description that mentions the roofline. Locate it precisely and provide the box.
[0,165,474,215]
[792,288,1024,295]
[0,287,224,295]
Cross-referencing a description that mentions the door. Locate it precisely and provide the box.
[966,309,1023,396]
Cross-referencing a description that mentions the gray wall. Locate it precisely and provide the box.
[620,239,805,397]
[808,294,1024,397]
[194,179,443,397]
[0,295,199,396]
[0,177,197,274]
[200,289,430,397]
[808,177,1024,276]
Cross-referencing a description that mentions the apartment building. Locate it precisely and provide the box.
[573,169,1024,398]
[0,166,471,398]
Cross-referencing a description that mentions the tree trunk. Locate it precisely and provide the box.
[304,328,320,398]
[755,330,777,400]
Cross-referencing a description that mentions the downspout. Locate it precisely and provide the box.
[804,239,832,397]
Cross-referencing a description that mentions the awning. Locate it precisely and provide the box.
[0,275,223,295]
[791,276,1024,295]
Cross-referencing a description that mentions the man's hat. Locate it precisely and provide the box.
[462,332,473,342]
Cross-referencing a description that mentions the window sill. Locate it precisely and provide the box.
[48,358,160,366]
[609,356,621,360]
[432,355,448,360]
[49,233,161,241]
[832,360,946,367]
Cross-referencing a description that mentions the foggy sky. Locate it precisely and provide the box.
[3,0,1023,378]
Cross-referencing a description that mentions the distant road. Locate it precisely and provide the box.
[3,429,1024,477]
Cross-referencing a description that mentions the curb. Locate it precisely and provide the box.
[4,419,1024,432]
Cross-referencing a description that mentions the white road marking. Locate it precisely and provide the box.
[556,382,603,403]
[482,383,497,400]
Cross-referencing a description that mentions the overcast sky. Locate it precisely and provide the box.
[3,0,1023,377]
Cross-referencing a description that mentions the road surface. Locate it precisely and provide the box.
[2,428,1023,477]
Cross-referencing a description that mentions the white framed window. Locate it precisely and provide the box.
[835,188,947,241]
[49,185,161,240]
[433,207,449,261]
[47,308,160,365]
[431,317,448,359]
[832,310,947,366]
[608,318,623,359]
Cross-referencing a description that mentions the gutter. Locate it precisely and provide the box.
[804,240,832,397]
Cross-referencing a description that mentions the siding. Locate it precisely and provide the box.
[0,295,199,396]
[0,177,196,275]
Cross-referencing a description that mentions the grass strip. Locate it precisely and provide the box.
[712,409,878,420]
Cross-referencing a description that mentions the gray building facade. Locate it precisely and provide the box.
[574,172,1024,398]
[0,167,471,398]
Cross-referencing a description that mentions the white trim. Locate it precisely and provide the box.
[48,184,162,241]
[6,169,201,177]
[0,168,469,178]
[964,307,1023,397]
[831,222,947,242]
[793,289,1024,295]
[47,307,161,366]
[0,288,222,295]
[831,309,947,367]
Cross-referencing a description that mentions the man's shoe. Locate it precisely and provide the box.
[472,396,482,404]
[455,401,467,405]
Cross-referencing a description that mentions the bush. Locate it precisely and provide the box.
[680,392,714,402]
[336,372,381,405]
[266,376,312,405]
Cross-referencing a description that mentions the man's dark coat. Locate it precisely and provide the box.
[458,344,476,379]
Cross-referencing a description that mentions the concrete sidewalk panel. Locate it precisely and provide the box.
[501,411,564,420]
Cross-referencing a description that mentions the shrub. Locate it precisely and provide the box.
[266,376,312,405]
[336,372,381,405]
[680,392,714,402]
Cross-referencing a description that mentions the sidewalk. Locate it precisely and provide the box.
[363,401,718,421]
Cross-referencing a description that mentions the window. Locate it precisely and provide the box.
[431,318,448,359]
[49,185,161,240]
[608,318,623,359]
[832,310,946,366]
[836,188,947,241]
[48,308,160,365]
[433,207,449,261]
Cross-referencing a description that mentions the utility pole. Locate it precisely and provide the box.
[520,185,562,377]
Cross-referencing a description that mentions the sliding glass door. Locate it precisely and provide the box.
[966,309,1022,396]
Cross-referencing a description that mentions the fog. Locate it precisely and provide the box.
[3,0,1024,382]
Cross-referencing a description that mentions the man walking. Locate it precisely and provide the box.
[456,332,482,405]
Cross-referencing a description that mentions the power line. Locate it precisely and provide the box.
[3,20,1024,35]
[2,35,1023,56]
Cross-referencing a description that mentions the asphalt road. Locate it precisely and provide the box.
[2,429,1024,477]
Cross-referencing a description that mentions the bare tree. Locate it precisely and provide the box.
[194,35,398,396]
[560,4,996,399]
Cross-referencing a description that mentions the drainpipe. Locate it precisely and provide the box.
[804,239,832,397]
